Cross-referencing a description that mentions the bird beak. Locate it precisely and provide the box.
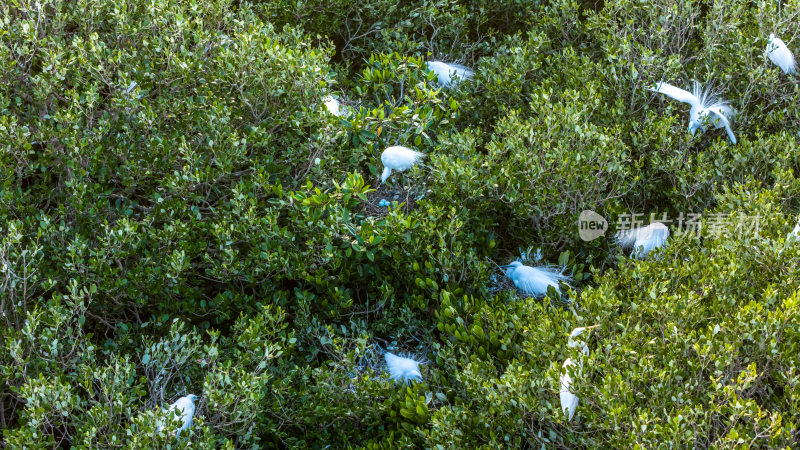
[499,264,512,269]
[585,325,600,330]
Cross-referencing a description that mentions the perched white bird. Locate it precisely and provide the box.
[380,146,425,184]
[384,352,422,383]
[323,96,342,116]
[766,34,796,75]
[560,326,597,421]
[500,261,571,297]
[789,218,800,240]
[650,81,737,144]
[560,358,580,421]
[615,222,670,259]
[426,61,474,87]
[156,394,199,438]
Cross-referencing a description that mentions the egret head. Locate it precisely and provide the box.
[766,34,778,53]
[688,120,699,136]
[569,327,587,339]
[500,261,523,276]
[569,325,599,339]
[406,369,422,383]
[689,111,711,136]
[187,394,199,403]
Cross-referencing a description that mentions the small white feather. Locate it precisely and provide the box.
[426,61,475,87]
[615,222,670,258]
[767,34,797,75]
[384,352,423,383]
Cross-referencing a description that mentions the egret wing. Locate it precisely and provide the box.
[707,107,737,144]
[650,82,701,109]
[444,62,475,80]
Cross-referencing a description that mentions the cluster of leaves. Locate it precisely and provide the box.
[1,0,800,447]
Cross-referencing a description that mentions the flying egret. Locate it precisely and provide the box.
[156,394,199,438]
[380,146,425,185]
[650,81,737,144]
[384,352,422,384]
[615,222,670,259]
[560,326,598,421]
[323,96,342,116]
[766,34,796,75]
[426,61,474,87]
[500,261,571,297]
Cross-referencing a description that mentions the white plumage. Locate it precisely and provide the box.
[501,261,571,297]
[789,218,800,240]
[560,326,597,421]
[560,358,580,421]
[384,352,422,383]
[650,81,737,144]
[380,146,425,184]
[615,222,670,259]
[567,326,595,356]
[426,61,475,87]
[323,96,342,116]
[156,394,198,438]
[767,34,796,75]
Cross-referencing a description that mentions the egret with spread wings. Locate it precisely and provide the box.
[650,81,737,144]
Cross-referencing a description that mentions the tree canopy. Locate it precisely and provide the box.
[1,0,799,447]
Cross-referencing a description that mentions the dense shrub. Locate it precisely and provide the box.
[2,0,800,447]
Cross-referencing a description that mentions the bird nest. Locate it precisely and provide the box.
[487,271,518,296]
[364,185,422,218]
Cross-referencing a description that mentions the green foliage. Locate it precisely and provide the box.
[2,0,800,447]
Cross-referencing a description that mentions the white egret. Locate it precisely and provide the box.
[789,218,800,240]
[426,61,474,87]
[384,352,422,384]
[323,96,342,116]
[766,34,796,75]
[380,146,425,184]
[650,81,737,144]
[156,394,199,438]
[615,222,670,259]
[500,261,571,297]
[560,358,580,421]
[560,326,598,421]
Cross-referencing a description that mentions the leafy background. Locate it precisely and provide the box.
[1,0,799,447]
